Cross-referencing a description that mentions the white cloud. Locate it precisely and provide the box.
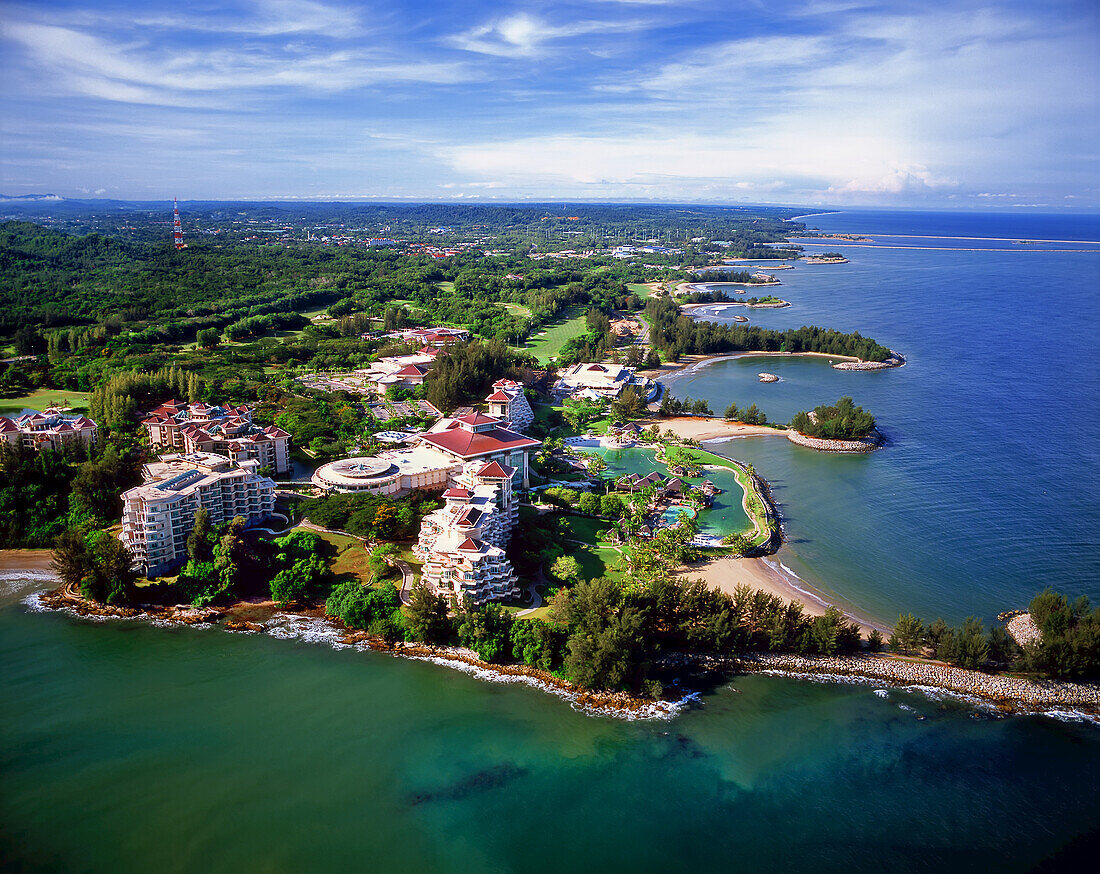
[438,130,957,202]
[1,20,472,105]
[448,12,647,58]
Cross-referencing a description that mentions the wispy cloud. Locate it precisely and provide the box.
[0,0,1096,204]
[1,18,471,106]
[448,11,650,58]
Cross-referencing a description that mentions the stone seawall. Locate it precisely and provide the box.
[832,350,906,370]
[731,652,1100,713]
[786,431,880,452]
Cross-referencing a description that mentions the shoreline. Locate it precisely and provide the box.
[25,585,683,720]
[681,553,890,638]
[680,299,791,312]
[641,349,903,383]
[19,584,1098,722]
[0,549,55,576]
[786,429,881,453]
[637,414,786,442]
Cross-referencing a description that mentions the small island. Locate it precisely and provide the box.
[802,252,849,264]
[787,396,881,451]
[758,372,779,383]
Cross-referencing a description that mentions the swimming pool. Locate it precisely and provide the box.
[661,504,698,525]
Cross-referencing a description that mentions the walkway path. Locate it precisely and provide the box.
[395,559,416,605]
[516,565,547,617]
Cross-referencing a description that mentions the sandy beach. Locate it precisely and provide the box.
[682,554,889,637]
[638,350,863,384]
[0,549,56,577]
[637,415,786,442]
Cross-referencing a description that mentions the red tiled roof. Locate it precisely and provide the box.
[454,412,501,426]
[456,537,481,552]
[418,426,540,459]
[442,488,471,498]
[0,417,17,432]
[456,508,483,526]
[475,461,514,479]
[394,364,428,376]
[485,391,512,402]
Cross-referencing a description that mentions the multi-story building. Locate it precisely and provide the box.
[120,452,276,577]
[419,412,541,488]
[141,400,291,475]
[483,379,534,432]
[311,411,542,496]
[310,402,541,605]
[0,410,98,452]
[552,362,658,401]
[415,460,521,604]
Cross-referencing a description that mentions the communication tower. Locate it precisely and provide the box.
[173,198,186,249]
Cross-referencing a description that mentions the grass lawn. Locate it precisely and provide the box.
[0,389,90,415]
[555,514,612,545]
[522,306,587,364]
[571,544,625,581]
[628,282,659,299]
[500,302,532,318]
[678,448,772,545]
[437,281,455,294]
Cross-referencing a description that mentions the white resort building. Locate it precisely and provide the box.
[483,379,534,432]
[553,362,658,401]
[0,409,98,452]
[311,407,541,495]
[121,452,276,577]
[311,397,542,604]
[142,400,292,475]
[414,460,521,604]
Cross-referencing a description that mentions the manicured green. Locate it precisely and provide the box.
[553,514,611,546]
[0,388,89,414]
[522,306,587,363]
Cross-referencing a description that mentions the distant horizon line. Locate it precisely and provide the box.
[2,195,1098,215]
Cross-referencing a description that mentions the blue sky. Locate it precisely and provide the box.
[2,0,1097,207]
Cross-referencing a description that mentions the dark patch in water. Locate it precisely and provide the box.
[409,762,528,806]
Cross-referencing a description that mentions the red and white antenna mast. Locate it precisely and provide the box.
[173,197,186,250]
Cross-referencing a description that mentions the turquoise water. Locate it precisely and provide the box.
[595,445,750,534]
[665,210,1100,625]
[3,210,1100,871]
[661,504,698,525]
[2,594,1098,873]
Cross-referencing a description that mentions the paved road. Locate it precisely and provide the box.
[395,559,416,605]
[516,565,548,617]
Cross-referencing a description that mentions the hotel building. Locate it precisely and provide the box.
[0,410,98,452]
[141,400,291,475]
[121,452,276,577]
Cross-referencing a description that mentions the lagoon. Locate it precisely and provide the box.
[663,210,1100,626]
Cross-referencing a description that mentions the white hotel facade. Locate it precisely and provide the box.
[121,452,276,577]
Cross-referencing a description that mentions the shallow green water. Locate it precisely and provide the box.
[2,601,1098,874]
[594,445,750,535]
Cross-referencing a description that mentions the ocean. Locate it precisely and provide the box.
[2,210,1099,871]
[664,209,1100,624]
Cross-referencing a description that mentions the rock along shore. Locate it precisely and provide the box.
[832,350,906,370]
[786,430,881,452]
[31,585,676,719]
[28,586,1100,720]
[730,652,1100,715]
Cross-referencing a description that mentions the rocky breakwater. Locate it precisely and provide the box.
[832,350,906,371]
[735,652,1100,715]
[786,430,881,452]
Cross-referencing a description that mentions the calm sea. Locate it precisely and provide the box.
[2,210,1099,872]
[665,209,1100,624]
